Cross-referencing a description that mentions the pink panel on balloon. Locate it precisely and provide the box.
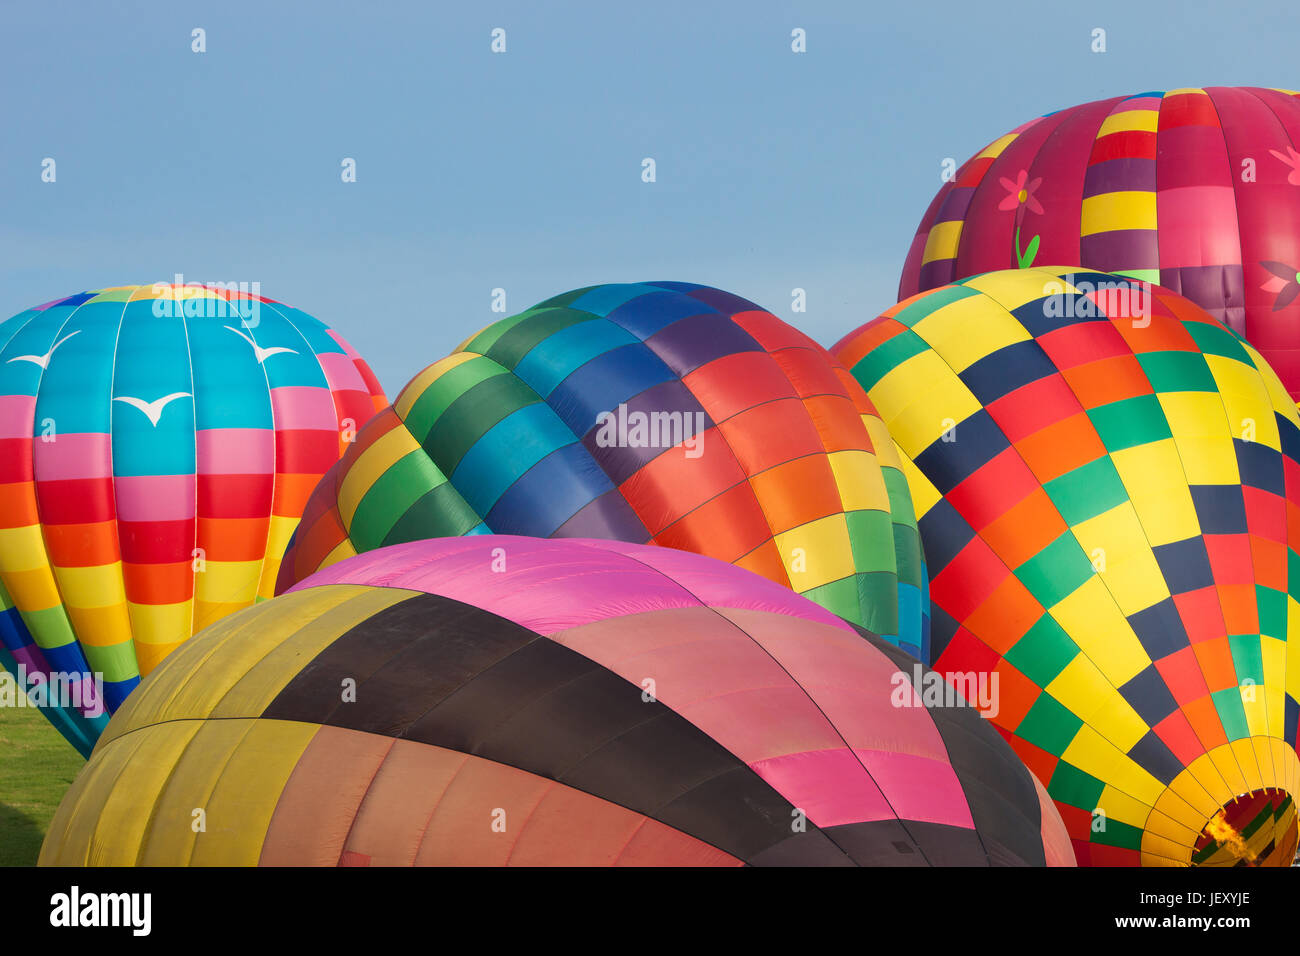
[196,428,275,475]
[33,433,112,480]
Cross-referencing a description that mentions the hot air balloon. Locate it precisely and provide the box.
[40,536,1074,867]
[900,87,1300,399]
[833,267,1300,866]
[0,284,386,756]
[276,281,929,658]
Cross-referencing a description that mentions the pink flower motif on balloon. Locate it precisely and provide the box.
[998,169,1045,214]
[1261,261,1300,310]
[1269,147,1300,186]
[998,169,1043,268]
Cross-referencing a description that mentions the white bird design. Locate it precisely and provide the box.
[224,325,297,364]
[6,330,82,369]
[113,393,192,427]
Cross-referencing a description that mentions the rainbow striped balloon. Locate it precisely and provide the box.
[0,284,385,755]
[277,282,929,658]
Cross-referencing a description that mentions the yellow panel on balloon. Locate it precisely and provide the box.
[127,600,194,648]
[1110,440,1200,545]
[64,604,132,649]
[827,450,888,512]
[909,294,1031,373]
[974,132,1018,161]
[1229,738,1266,793]
[0,524,50,572]
[144,718,319,867]
[1238,683,1269,739]
[1069,502,1168,615]
[53,562,127,608]
[1095,784,1158,833]
[135,640,184,677]
[896,452,942,521]
[1173,433,1241,485]
[40,717,199,865]
[860,416,897,464]
[1098,109,1160,137]
[1155,391,1229,437]
[258,515,299,594]
[1057,724,1155,806]
[877,378,981,461]
[1242,342,1299,424]
[1049,577,1149,686]
[0,566,63,612]
[1286,605,1300,703]
[921,220,963,264]
[962,267,1074,313]
[196,560,262,607]
[1261,633,1286,687]
[1081,191,1157,236]
[1047,657,1148,752]
[192,600,247,635]
[772,515,855,592]
[105,587,390,744]
[1206,746,1249,797]
[1097,552,1170,619]
[1208,355,1280,449]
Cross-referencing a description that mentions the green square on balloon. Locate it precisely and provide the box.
[1043,455,1128,525]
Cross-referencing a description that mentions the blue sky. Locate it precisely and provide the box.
[2,0,1296,394]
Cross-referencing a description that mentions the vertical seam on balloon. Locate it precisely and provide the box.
[1226,85,1300,804]
[0,303,59,676]
[330,731,398,866]
[407,747,472,865]
[1144,91,1259,803]
[243,297,305,607]
[609,815,652,866]
[499,776,556,866]
[1196,87,1273,795]
[1239,85,1300,789]
[129,715,192,866]
[1197,87,1247,334]
[177,287,200,670]
[33,292,114,739]
[183,715,263,866]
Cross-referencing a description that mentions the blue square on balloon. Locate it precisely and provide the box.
[606,289,718,340]
[547,343,676,435]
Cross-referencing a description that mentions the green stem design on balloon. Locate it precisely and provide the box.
[1015,221,1041,269]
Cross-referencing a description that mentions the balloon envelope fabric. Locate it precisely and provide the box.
[276,281,929,658]
[0,284,386,756]
[833,267,1300,866]
[41,536,1073,867]
[899,87,1300,399]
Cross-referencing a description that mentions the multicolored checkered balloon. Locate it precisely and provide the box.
[277,281,930,657]
[834,267,1300,867]
[0,284,386,755]
[900,87,1300,399]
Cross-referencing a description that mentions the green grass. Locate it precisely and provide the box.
[0,705,84,866]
